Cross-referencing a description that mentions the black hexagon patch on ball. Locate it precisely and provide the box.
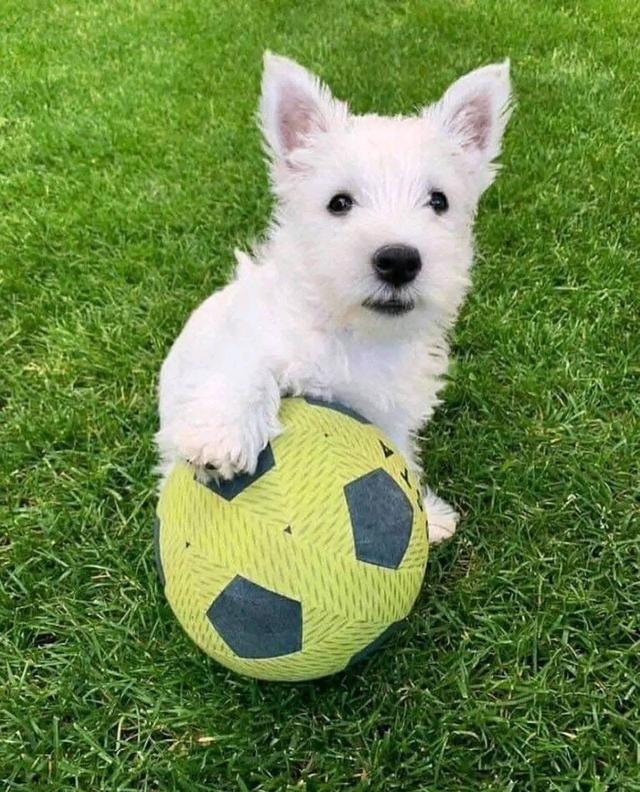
[345,468,413,569]
[303,396,370,424]
[153,518,165,588]
[348,621,404,667]
[202,444,275,501]
[207,575,302,658]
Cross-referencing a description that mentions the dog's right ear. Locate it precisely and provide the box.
[425,61,512,192]
[259,52,347,165]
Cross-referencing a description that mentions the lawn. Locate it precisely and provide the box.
[1,0,639,789]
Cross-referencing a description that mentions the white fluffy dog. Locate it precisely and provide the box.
[157,53,512,543]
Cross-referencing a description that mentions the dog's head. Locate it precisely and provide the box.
[259,53,512,331]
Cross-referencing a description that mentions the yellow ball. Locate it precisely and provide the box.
[155,397,428,681]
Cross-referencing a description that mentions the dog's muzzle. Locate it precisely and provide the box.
[362,295,416,316]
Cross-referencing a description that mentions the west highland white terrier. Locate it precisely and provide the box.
[157,52,512,543]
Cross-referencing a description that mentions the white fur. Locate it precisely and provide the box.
[157,53,512,544]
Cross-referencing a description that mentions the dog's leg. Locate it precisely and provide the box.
[423,488,459,544]
[156,294,282,481]
[376,413,459,545]
[157,372,282,482]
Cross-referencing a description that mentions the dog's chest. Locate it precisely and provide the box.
[279,323,425,424]
[341,332,405,386]
[319,331,411,413]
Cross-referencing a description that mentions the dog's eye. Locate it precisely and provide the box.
[427,191,448,214]
[327,193,354,215]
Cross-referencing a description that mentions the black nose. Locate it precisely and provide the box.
[372,244,422,286]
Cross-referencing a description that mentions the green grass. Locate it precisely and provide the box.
[1,0,639,788]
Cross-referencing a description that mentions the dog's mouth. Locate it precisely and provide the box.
[362,296,415,316]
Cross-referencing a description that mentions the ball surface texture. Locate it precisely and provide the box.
[155,397,428,681]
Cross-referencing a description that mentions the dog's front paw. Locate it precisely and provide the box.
[424,489,459,544]
[183,406,281,480]
[157,390,282,481]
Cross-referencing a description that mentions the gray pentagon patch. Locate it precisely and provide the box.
[207,576,302,659]
[303,396,370,424]
[345,468,413,568]
[348,621,404,667]
[153,518,165,588]
[202,444,275,501]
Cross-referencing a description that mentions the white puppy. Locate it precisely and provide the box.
[157,53,512,543]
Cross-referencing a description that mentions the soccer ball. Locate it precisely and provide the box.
[155,396,428,681]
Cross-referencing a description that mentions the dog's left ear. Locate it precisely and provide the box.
[260,52,348,166]
[426,61,512,189]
